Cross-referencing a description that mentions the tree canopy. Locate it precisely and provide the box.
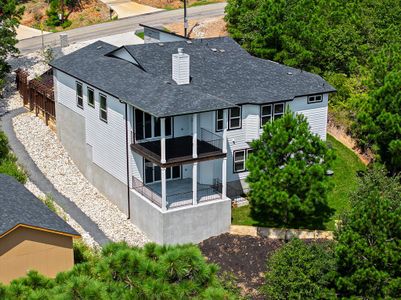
[246,111,335,229]
[335,167,401,298]
[0,0,23,90]
[0,242,237,299]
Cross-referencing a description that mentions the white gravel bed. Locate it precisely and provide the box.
[13,113,150,246]
[24,180,99,249]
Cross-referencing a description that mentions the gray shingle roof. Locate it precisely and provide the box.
[50,37,335,117]
[0,174,79,237]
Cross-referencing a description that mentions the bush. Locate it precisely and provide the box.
[246,111,335,229]
[2,242,238,299]
[73,240,97,264]
[335,167,401,298]
[0,131,9,160]
[0,155,27,184]
[264,239,336,299]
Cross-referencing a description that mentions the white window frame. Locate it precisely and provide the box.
[87,87,95,108]
[228,107,242,130]
[260,102,285,127]
[215,109,224,132]
[76,81,83,109]
[307,94,323,104]
[99,93,107,123]
[233,148,253,173]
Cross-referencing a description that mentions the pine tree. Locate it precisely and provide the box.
[246,111,335,229]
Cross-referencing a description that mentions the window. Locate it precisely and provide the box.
[307,94,323,104]
[99,94,107,122]
[216,109,224,132]
[228,107,241,130]
[260,103,285,127]
[233,149,253,173]
[144,159,181,184]
[76,82,83,109]
[87,87,95,107]
[134,108,172,141]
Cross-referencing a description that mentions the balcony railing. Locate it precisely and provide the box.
[131,128,225,166]
[132,177,222,210]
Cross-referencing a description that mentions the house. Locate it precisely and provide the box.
[0,174,80,284]
[49,34,335,244]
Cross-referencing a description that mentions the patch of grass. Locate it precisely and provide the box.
[189,0,221,7]
[0,131,27,184]
[135,31,144,39]
[231,134,366,230]
[41,194,57,213]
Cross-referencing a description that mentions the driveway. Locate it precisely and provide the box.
[16,25,50,40]
[102,0,162,18]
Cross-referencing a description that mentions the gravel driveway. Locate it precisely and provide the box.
[12,113,149,247]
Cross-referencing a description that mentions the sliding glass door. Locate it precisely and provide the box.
[134,108,172,141]
[144,159,181,184]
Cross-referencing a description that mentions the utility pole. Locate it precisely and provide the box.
[184,0,188,38]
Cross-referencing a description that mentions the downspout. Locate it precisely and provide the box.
[121,100,131,219]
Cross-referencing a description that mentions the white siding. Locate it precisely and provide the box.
[289,94,328,140]
[174,115,191,137]
[243,105,260,142]
[55,71,128,184]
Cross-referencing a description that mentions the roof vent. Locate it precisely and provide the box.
[97,46,103,49]
[287,71,293,75]
[211,48,217,52]
[219,49,225,53]
[172,48,190,85]
[186,40,192,44]
[159,43,164,46]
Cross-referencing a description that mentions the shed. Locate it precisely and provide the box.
[0,174,80,284]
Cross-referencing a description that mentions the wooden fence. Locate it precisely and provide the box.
[15,68,56,126]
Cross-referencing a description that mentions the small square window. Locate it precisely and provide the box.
[261,104,272,126]
[307,94,323,104]
[99,94,107,122]
[233,150,246,173]
[216,109,224,132]
[87,87,95,107]
[76,82,83,109]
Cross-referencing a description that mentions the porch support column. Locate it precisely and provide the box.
[161,167,167,211]
[192,113,198,158]
[161,118,166,164]
[192,162,198,205]
[222,109,228,199]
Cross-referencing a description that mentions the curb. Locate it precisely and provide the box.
[230,225,333,240]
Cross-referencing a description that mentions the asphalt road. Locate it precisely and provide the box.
[17,2,227,54]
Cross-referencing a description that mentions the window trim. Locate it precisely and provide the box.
[87,87,95,108]
[307,94,323,104]
[233,148,253,173]
[76,81,83,109]
[99,93,108,123]
[260,102,286,127]
[228,107,242,130]
[215,109,224,132]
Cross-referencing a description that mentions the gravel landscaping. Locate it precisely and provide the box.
[12,113,149,246]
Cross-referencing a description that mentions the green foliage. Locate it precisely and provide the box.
[46,0,78,28]
[73,240,98,264]
[0,0,23,90]
[335,167,401,298]
[246,111,335,229]
[264,239,336,299]
[0,131,27,183]
[1,242,237,299]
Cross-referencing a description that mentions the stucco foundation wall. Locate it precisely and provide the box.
[0,227,73,284]
[130,190,231,244]
[55,102,128,213]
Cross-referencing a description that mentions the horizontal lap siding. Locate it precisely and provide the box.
[289,94,328,141]
[56,71,128,184]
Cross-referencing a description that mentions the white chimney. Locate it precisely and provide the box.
[172,48,190,85]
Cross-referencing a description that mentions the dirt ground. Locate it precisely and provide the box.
[165,16,228,38]
[133,0,224,9]
[19,0,110,31]
[199,233,284,299]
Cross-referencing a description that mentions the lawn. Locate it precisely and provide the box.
[231,134,366,231]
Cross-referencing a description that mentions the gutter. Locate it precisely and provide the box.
[120,100,131,219]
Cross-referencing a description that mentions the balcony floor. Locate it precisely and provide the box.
[131,135,225,167]
[147,178,221,209]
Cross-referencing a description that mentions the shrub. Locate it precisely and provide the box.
[246,111,335,229]
[264,239,336,299]
[335,167,401,298]
[0,155,27,184]
[73,240,97,264]
[0,131,10,161]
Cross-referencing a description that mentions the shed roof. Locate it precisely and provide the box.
[0,174,79,238]
[50,37,335,117]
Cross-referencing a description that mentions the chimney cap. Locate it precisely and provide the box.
[178,48,184,54]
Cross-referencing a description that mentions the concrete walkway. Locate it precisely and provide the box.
[102,0,162,18]
[0,108,110,246]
